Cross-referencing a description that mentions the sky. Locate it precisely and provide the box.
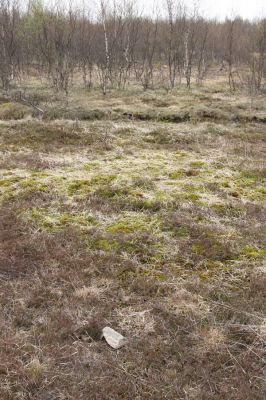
[136,0,266,20]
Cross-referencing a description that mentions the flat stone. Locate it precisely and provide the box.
[102,327,126,349]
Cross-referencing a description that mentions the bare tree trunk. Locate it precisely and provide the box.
[99,0,110,95]
[227,19,236,91]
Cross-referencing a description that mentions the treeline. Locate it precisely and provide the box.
[0,0,265,95]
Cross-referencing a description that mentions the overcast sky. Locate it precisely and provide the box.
[135,0,266,20]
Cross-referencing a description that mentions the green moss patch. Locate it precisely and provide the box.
[68,179,91,195]
[241,246,266,259]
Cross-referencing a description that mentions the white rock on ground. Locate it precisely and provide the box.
[102,327,127,349]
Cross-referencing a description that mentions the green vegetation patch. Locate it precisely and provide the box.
[90,174,117,185]
[19,178,49,192]
[241,246,266,259]
[20,207,96,230]
[190,160,206,169]
[168,169,185,179]
[68,179,91,195]
[0,176,21,187]
[106,214,156,234]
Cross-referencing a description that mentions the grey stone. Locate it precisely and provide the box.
[102,327,126,349]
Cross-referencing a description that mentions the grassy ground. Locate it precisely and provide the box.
[0,83,266,399]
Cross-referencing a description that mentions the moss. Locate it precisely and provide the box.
[20,206,97,231]
[21,207,55,228]
[0,176,24,200]
[191,244,204,254]
[240,171,261,183]
[175,226,189,237]
[249,187,266,201]
[179,192,201,202]
[31,172,50,178]
[129,197,162,211]
[58,212,96,227]
[211,203,225,212]
[190,160,206,169]
[83,161,100,171]
[176,151,188,158]
[221,180,231,188]
[0,176,21,187]
[169,169,184,179]
[19,178,49,192]
[95,184,131,198]
[106,217,149,234]
[90,174,117,185]
[197,259,228,280]
[93,239,119,251]
[68,179,91,195]
[183,183,203,192]
[41,217,59,229]
[242,246,266,259]
[255,187,266,195]
[83,163,92,171]
[245,186,266,201]
[155,272,168,281]
[198,260,226,271]
[132,177,155,190]
[198,271,209,280]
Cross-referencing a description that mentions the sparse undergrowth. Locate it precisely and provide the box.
[0,86,266,400]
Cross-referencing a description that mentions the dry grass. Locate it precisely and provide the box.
[0,83,266,399]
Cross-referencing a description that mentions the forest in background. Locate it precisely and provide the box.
[0,0,266,96]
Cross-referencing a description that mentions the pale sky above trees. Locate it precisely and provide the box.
[136,0,266,20]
